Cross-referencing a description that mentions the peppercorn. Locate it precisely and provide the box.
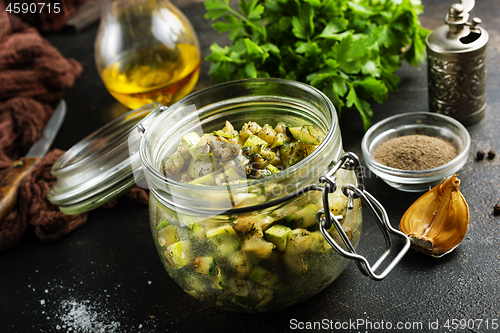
[476,150,486,160]
[494,204,500,215]
[488,150,496,160]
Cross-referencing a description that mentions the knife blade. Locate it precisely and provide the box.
[0,100,67,221]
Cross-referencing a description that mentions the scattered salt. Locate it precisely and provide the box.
[40,300,45,305]
[58,299,121,333]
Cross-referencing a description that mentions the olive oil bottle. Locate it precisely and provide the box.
[101,43,200,109]
[95,0,200,110]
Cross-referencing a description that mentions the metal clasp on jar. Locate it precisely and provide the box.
[316,152,410,281]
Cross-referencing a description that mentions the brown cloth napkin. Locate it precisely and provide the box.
[0,145,149,253]
[0,9,148,253]
[0,7,83,102]
[0,98,59,252]
[18,149,88,243]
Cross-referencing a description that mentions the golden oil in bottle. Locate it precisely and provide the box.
[101,43,200,109]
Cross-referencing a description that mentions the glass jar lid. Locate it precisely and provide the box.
[47,103,164,215]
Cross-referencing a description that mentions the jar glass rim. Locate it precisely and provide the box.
[139,78,340,195]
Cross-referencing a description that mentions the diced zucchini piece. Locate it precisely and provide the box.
[181,132,201,149]
[164,241,192,269]
[288,126,323,145]
[193,256,217,275]
[239,122,262,141]
[164,151,187,177]
[249,266,278,288]
[225,167,243,182]
[293,203,318,229]
[270,132,286,148]
[206,224,237,238]
[188,142,213,162]
[279,142,306,167]
[233,213,271,235]
[206,225,240,256]
[274,122,289,134]
[214,121,239,138]
[157,224,179,248]
[215,167,244,185]
[178,213,203,227]
[242,135,268,155]
[187,159,215,179]
[265,164,280,175]
[285,229,312,255]
[227,251,251,277]
[257,164,277,178]
[218,239,240,256]
[264,225,292,252]
[214,172,226,185]
[251,152,274,170]
[233,192,267,207]
[257,124,277,145]
[303,144,317,155]
[183,274,206,300]
[309,231,327,253]
[188,223,204,238]
[189,172,216,186]
[283,252,307,275]
[328,190,348,215]
[260,149,276,161]
[242,237,275,258]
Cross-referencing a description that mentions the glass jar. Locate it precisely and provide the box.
[48,78,409,313]
[138,79,408,312]
[95,0,200,109]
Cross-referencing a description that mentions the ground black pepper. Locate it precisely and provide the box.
[494,204,500,215]
[488,150,496,159]
[374,134,458,171]
[476,150,486,161]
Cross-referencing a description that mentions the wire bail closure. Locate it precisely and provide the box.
[317,152,410,281]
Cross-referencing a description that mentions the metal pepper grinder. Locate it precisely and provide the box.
[426,0,488,125]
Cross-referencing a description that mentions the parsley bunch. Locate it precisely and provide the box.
[204,0,429,130]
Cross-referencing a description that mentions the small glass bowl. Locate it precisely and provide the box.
[361,112,471,192]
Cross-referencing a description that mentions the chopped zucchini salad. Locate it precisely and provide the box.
[164,121,323,184]
[152,121,361,312]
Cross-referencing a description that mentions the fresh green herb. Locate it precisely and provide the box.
[204,0,429,130]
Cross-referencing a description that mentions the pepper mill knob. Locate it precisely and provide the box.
[471,17,482,28]
[449,3,464,20]
[447,3,469,33]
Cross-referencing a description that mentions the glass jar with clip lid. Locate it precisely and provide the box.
[48,78,410,312]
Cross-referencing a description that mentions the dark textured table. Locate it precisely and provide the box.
[1,1,499,332]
